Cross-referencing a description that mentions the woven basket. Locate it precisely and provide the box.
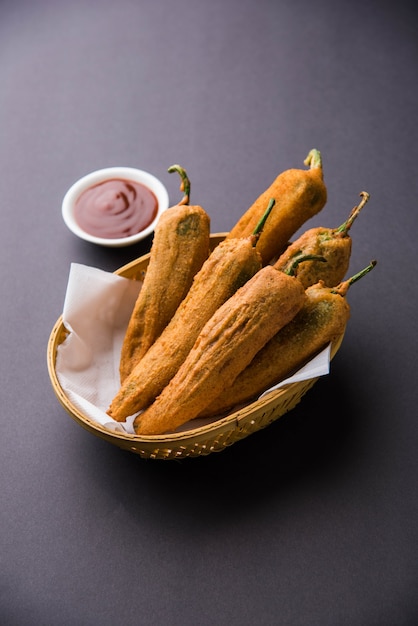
[47,233,345,460]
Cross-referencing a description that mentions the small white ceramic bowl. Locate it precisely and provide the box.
[62,167,169,247]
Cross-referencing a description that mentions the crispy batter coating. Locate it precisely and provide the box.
[119,204,210,381]
[133,266,306,435]
[274,228,352,288]
[273,192,370,288]
[227,150,327,264]
[199,282,350,417]
[108,237,262,421]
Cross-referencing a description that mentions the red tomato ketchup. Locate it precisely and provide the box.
[74,178,158,239]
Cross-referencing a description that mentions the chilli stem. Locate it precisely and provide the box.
[168,164,191,205]
[251,198,275,244]
[285,254,327,277]
[335,191,370,236]
[332,260,377,296]
[303,149,323,170]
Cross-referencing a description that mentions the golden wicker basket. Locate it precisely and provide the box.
[47,233,345,460]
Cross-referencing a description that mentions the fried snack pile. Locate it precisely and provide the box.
[107,152,376,435]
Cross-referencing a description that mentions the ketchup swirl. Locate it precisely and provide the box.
[74,178,158,239]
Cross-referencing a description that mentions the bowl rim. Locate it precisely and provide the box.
[61,166,170,248]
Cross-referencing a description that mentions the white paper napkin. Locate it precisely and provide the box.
[56,263,141,434]
[55,263,331,434]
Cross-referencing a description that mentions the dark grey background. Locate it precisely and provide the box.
[1,1,417,624]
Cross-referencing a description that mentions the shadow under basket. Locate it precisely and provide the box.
[47,234,345,460]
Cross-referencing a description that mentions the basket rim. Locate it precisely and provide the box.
[46,232,345,455]
[48,314,343,443]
